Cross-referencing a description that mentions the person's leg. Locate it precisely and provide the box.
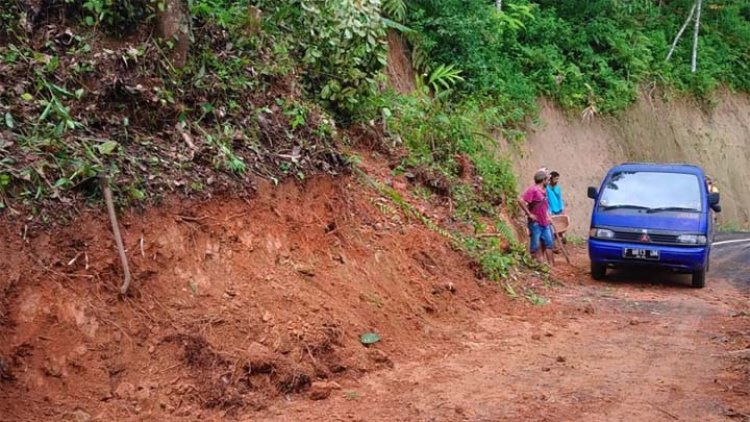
[541,225,555,266]
[529,222,542,261]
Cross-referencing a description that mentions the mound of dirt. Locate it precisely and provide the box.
[0,165,511,420]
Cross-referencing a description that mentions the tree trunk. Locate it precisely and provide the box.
[157,0,190,69]
[691,0,703,73]
[496,0,502,11]
[665,2,696,62]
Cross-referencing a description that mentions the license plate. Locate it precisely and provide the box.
[623,248,660,260]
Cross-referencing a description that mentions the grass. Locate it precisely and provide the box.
[717,222,748,233]
[566,235,587,246]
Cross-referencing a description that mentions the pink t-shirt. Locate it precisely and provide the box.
[522,185,550,227]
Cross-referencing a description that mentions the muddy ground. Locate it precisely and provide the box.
[1,168,748,421]
[264,242,750,421]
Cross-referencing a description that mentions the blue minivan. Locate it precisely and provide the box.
[587,163,721,288]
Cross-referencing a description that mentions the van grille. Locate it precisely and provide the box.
[612,231,679,244]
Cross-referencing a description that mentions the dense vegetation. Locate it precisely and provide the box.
[408,0,750,114]
[1,0,748,277]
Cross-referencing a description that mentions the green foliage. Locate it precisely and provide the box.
[367,83,519,206]
[0,0,23,40]
[523,288,548,305]
[254,0,388,115]
[0,0,348,215]
[79,0,153,36]
[408,0,750,113]
[407,0,537,116]
[421,63,464,95]
[382,0,407,22]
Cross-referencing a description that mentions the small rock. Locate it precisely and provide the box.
[70,409,91,422]
[544,332,554,337]
[541,367,551,372]
[114,381,136,399]
[629,319,640,326]
[135,383,151,401]
[531,334,541,341]
[309,381,342,400]
[445,282,456,293]
[43,357,66,378]
[556,356,566,363]
[262,311,273,323]
[148,345,156,354]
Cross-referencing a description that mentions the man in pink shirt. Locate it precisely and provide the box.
[518,170,554,265]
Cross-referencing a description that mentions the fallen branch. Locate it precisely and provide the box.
[102,177,132,295]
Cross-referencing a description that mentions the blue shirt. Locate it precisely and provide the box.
[546,184,564,214]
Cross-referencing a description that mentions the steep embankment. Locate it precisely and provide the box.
[0,154,523,420]
[515,92,750,236]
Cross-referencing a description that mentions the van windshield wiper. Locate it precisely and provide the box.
[646,206,700,214]
[600,204,650,211]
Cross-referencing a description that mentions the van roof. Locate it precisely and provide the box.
[611,162,705,175]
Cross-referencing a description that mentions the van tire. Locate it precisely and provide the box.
[691,270,706,288]
[591,263,606,280]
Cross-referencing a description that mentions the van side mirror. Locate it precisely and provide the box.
[708,192,720,206]
[587,186,598,200]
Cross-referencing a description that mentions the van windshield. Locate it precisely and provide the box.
[599,171,703,213]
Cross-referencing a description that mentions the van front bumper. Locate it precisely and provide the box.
[588,239,708,272]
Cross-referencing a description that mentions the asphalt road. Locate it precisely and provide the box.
[712,232,750,292]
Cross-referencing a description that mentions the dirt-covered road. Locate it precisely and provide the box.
[264,240,750,421]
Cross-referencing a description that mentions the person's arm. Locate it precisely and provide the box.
[518,196,538,222]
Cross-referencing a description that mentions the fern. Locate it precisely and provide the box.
[411,42,431,74]
[427,64,464,93]
[382,0,407,22]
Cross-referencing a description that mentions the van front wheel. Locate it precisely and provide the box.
[591,262,607,280]
[691,269,706,288]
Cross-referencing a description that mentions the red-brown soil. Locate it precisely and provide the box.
[263,251,750,421]
[1,159,748,421]
[0,162,518,420]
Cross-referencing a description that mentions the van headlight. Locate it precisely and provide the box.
[676,234,707,245]
[590,228,615,239]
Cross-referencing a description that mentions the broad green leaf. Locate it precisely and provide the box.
[53,178,71,188]
[97,140,119,155]
[21,93,33,102]
[4,112,13,128]
[381,18,413,33]
[359,332,381,345]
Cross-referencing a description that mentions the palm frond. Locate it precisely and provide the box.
[427,64,464,93]
[382,0,407,22]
